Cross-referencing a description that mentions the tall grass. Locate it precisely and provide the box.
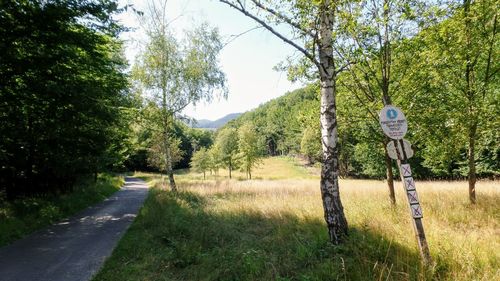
[95,158,498,280]
[0,174,123,246]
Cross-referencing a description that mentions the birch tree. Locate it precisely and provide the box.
[219,0,349,244]
[134,1,227,191]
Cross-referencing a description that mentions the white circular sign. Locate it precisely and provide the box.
[379,105,407,140]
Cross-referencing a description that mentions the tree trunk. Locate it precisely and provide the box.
[464,0,476,204]
[229,159,232,179]
[165,142,177,192]
[164,116,177,192]
[203,171,206,180]
[468,123,477,204]
[318,1,348,244]
[383,141,396,205]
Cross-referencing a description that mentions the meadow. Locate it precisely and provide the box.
[94,157,499,281]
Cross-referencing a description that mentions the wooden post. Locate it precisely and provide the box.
[394,139,432,265]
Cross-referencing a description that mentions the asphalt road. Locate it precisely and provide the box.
[0,177,148,281]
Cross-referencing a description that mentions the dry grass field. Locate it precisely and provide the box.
[94,157,499,281]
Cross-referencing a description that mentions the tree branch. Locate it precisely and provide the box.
[222,25,264,48]
[219,0,319,67]
[250,0,314,37]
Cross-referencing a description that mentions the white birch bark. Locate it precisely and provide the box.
[318,0,348,244]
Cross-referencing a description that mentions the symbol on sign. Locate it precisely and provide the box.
[401,164,412,177]
[387,109,398,119]
[407,190,419,204]
[404,177,415,191]
[410,204,423,218]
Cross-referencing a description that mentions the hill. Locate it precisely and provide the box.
[193,113,242,129]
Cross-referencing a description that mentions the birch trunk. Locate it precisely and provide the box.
[165,141,177,192]
[318,1,348,244]
[163,106,177,192]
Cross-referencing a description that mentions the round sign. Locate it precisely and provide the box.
[379,105,407,140]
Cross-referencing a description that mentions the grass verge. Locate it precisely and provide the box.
[0,173,123,246]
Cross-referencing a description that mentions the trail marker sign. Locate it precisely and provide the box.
[387,139,414,160]
[407,190,419,204]
[401,164,412,177]
[404,177,415,191]
[379,105,407,140]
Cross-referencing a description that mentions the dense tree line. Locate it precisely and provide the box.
[0,0,131,199]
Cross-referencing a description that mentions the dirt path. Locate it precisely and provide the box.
[0,177,148,281]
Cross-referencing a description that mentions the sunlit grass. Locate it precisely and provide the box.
[172,156,317,181]
[96,158,499,281]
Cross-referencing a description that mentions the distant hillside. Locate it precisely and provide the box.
[193,113,242,129]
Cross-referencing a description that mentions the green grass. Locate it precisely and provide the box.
[94,158,499,281]
[0,173,123,246]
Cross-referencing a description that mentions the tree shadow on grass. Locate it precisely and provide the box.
[94,189,447,281]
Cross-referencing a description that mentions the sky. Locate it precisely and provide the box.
[116,0,302,121]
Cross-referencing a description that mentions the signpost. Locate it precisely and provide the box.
[379,105,432,265]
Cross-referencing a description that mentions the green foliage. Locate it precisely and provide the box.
[124,101,214,172]
[208,145,224,175]
[190,148,211,179]
[300,126,321,164]
[238,124,262,179]
[214,127,240,178]
[398,0,499,178]
[224,84,319,157]
[353,143,386,179]
[148,133,184,173]
[0,0,130,198]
